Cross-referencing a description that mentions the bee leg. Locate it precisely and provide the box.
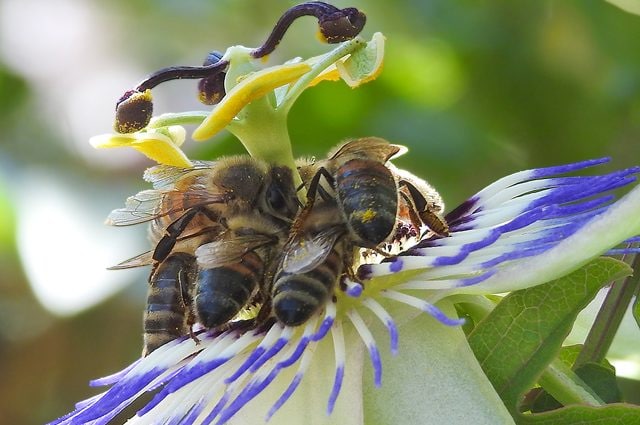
[153,207,220,262]
[188,326,201,345]
[177,254,200,346]
[340,247,367,293]
[398,180,450,237]
[289,167,335,240]
[399,191,423,235]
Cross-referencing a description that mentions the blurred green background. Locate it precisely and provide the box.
[1,0,639,423]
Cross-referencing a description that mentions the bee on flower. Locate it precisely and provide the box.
[52,2,640,425]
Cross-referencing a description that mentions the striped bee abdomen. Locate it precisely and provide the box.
[195,251,264,328]
[143,252,195,356]
[273,249,343,326]
[335,158,398,247]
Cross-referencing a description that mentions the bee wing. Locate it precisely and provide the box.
[106,189,229,227]
[108,250,154,270]
[280,226,343,274]
[106,190,165,226]
[143,161,215,189]
[195,234,274,268]
[329,137,405,162]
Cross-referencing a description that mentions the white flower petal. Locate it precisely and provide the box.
[362,300,514,425]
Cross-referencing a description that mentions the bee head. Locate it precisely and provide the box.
[262,166,299,221]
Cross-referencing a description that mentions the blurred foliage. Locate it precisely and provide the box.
[1,0,639,423]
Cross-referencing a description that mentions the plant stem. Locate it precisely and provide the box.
[574,254,640,368]
[538,360,604,406]
[278,37,364,113]
[148,112,209,128]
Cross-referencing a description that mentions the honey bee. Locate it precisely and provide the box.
[272,193,347,326]
[108,157,299,355]
[272,137,448,326]
[143,252,196,355]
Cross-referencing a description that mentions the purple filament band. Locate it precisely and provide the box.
[424,304,466,326]
[386,319,399,355]
[327,366,344,414]
[249,337,289,373]
[267,374,303,421]
[224,347,266,384]
[607,248,640,255]
[312,316,334,341]
[139,357,230,415]
[200,392,230,425]
[177,400,206,425]
[89,360,140,387]
[63,368,164,424]
[368,346,382,387]
[389,258,404,272]
[346,282,363,297]
[277,337,310,368]
[217,373,279,425]
[529,157,610,178]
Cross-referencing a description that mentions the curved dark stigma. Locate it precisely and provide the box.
[251,1,366,59]
[114,58,229,133]
[133,58,229,94]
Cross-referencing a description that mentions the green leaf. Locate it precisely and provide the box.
[517,403,640,424]
[468,257,632,412]
[575,363,623,403]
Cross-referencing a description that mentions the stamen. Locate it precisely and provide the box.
[381,290,465,326]
[347,309,382,387]
[328,321,346,413]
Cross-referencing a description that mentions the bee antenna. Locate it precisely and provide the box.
[251,1,366,59]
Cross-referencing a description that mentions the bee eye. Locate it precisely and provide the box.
[266,185,287,214]
[198,51,226,105]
